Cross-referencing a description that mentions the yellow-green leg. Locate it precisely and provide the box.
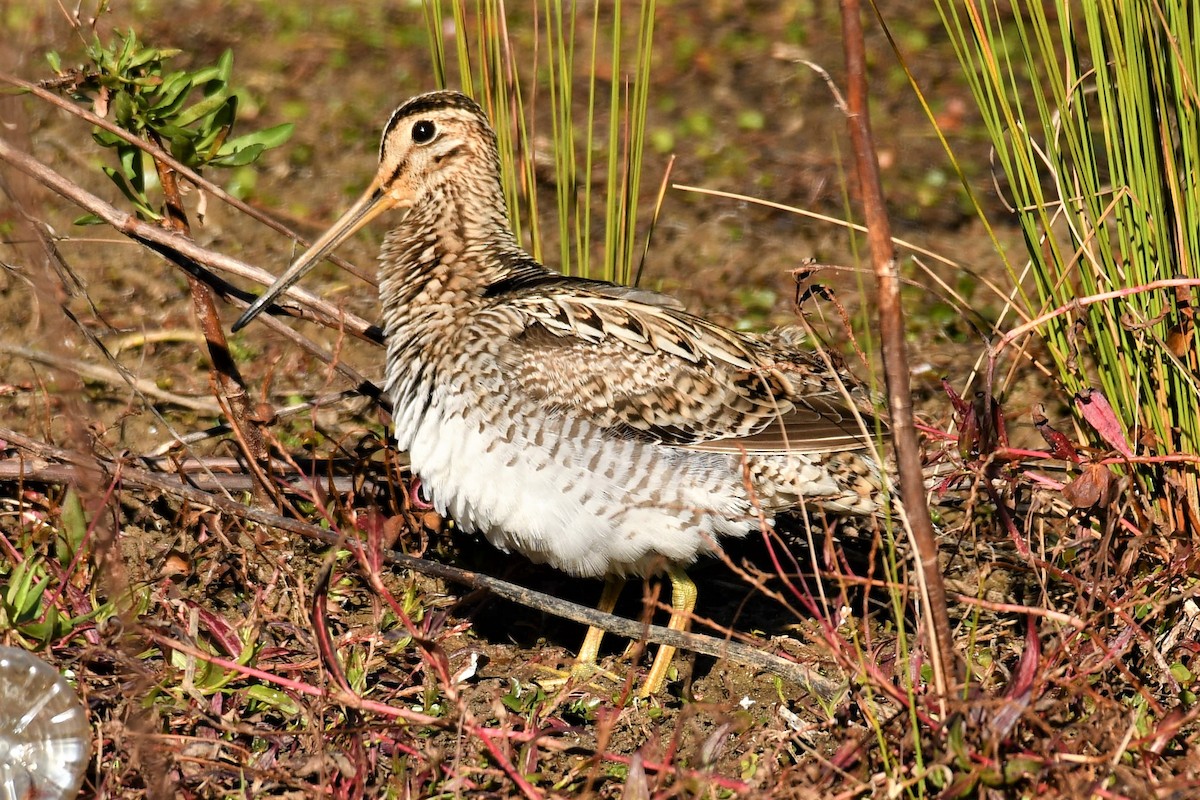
[576,575,625,669]
[640,566,697,697]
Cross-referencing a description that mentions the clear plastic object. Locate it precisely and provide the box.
[0,647,90,800]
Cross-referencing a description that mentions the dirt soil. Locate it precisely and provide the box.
[2,2,1196,799]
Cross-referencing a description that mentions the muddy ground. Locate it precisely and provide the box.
[3,2,1192,798]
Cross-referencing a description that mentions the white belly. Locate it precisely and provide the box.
[397,393,752,578]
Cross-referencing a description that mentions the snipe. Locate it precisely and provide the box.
[235,90,883,695]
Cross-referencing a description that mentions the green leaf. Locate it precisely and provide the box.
[102,166,161,221]
[73,213,106,226]
[29,605,62,646]
[186,64,224,87]
[59,488,87,560]
[155,123,196,141]
[117,144,148,196]
[127,45,172,71]
[195,96,238,156]
[151,71,195,117]
[13,574,49,623]
[128,75,165,89]
[92,129,123,148]
[101,165,137,202]
[214,49,233,85]
[1002,757,1043,783]
[118,144,139,180]
[111,90,137,126]
[5,559,35,609]
[115,29,138,71]
[210,143,264,167]
[83,36,102,64]
[217,122,294,155]
[169,134,198,166]
[210,93,238,131]
[245,684,300,715]
[45,51,62,73]
[174,85,230,127]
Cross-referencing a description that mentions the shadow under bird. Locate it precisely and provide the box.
[234,90,884,695]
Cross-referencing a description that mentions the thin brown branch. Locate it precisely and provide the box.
[1,342,222,413]
[0,134,387,414]
[2,70,376,288]
[0,459,368,493]
[147,129,271,500]
[838,0,959,709]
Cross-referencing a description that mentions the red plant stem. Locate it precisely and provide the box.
[474,728,543,800]
[142,630,439,725]
[309,552,356,696]
[750,523,942,727]
[147,630,569,742]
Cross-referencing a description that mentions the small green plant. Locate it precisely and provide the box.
[47,29,293,224]
[500,677,547,717]
[0,490,116,648]
[563,694,601,723]
[2,556,70,647]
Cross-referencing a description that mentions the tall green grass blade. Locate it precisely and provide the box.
[423,0,656,285]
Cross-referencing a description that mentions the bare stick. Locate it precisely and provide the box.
[838,0,958,708]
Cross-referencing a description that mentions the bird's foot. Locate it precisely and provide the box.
[533,659,622,692]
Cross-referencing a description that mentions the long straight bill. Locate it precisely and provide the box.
[231,181,395,332]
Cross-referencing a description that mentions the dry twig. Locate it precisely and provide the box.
[839,0,959,708]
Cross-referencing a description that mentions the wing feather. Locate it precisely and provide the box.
[480,289,880,452]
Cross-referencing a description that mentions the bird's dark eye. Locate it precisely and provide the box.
[412,120,437,144]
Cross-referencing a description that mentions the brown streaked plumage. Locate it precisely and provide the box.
[235,90,885,695]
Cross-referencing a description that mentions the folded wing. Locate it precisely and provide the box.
[484,286,879,454]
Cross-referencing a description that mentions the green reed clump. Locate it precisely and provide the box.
[939,0,1200,529]
[423,1,656,285]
